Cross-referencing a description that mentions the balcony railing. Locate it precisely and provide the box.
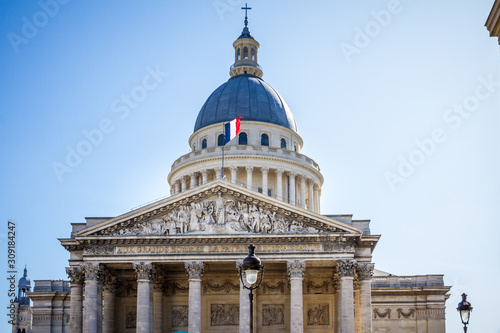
[171,145,321,172]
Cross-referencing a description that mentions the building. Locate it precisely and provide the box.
[486,0,500,46]
[23,11,450,333]
[11,267,33,333]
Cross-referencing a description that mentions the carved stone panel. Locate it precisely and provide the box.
[306,280,329,294]
[165,281,189,295]
[172,306,188,328]
[306,304,329,326]
[261,281,286,294]
[125,306,136,329]
[203,280,239,294]
[96,194,340,236]
[210,304,239,326]
[262,304,285,326]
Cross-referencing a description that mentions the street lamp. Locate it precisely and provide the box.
[238,244,264,333]
[457,293,473,332]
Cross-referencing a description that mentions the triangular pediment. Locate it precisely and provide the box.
[75,180,362,238]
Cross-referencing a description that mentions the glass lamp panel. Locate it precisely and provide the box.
[460,309,470,323]
[245,269,258,284]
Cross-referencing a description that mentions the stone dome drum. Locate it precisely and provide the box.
[193,74,298,133]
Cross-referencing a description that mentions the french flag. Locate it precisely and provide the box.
[224,117,243,145]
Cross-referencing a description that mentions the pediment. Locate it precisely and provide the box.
[75,180,362,238]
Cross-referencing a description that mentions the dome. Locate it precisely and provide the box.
[18,266,31,287]
[194,74,298,133]
[19,275,31,287]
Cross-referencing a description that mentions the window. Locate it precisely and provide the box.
[251,48,256,61]
[202,139,207,149]
[258,188,272,196]
[280,138,286,149]
[218,134,225,146]
[294,144,298,152]
[238,132,247,145]
[243,47,249,59]
[261,133,269,146]
[237,48,241,60]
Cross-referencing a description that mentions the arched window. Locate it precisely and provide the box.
[251,48,256,61]
[237,48,241,61]
[294,144,298,152]
[202,139,207,149]
[280,138,286,149]
[243,47,249,59]
[218,134,225,146]
[238,132,247,145]
[261,134,269,146]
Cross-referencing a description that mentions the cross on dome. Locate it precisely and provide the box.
[242,3,251,27]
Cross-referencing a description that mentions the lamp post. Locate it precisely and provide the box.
[457,293,473,332]
[238,244,264,333]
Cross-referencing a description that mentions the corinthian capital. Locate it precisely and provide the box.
[66,266,84,285]
[337,260,357,278]
[133,262,154,281]
[82,262,100,282]
[287,260,306,279]
[185,261,204,280]
[357,263,374,281]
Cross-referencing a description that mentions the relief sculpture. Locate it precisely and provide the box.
[262,304,285,326]
[210,304,239,326]
[172,306,188,327]
[125,306,136,329]
[99,194,337,236]
[306,304,329,326]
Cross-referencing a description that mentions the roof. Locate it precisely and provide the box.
[194,74,297,133]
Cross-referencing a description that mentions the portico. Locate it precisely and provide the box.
[61,180,378,333]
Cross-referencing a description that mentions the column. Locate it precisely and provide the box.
[354,281,361,333]
[153,276,165,333]
[307,179,314,211]
[237,262,250,333]
[261,167,269,196]
[174,180,180,195]
[133,262,153,333]
[181,177,187,192]
[190,173,197,189]
[313,184,320,213]
[83,263,100,333]
[332,273,341,333]
[230,166,238,184]
[288,172,296,205]
[246,166,253,189]
[185,261,204,333]
[102,270,118,333]
[275,169,284,200]
[357,263,374,333]
[97,279,103,333]
[201,169,208,184]
[299,175,306,209]
[287,260,305,333]
[66,266,84,333]
[337,260,356,333]
[215,167,222,179]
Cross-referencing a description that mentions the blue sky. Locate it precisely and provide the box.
[1,0,499,332]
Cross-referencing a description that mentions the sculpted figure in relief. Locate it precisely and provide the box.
[105,196,329,236]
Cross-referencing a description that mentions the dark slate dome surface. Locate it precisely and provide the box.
[194,74,297,133]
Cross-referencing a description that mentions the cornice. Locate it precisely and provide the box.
[486,0,500,43]
[168,152,323,185]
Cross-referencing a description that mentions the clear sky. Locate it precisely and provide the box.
[1,0,499,332]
